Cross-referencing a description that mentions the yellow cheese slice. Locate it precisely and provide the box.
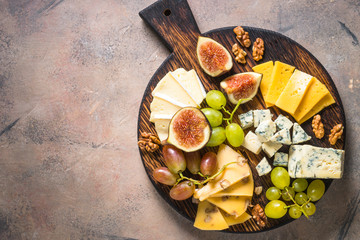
[170,69,206,106]
[221,211,252,226]
[193,144,251,201]
[193,200,229,230]
[292,78,331,122]
[154,119,170,141]
[265,61,295,106]
[207,196,250,218]
[298,92,335,124]
[252,61,274,107]
[149,97,181,122]
[152,72,198,107]
[275,69,315,115]
[210,171,254,197]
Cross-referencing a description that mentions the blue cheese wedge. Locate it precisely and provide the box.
[256,157,272,176]
[274,114,293,130]
[273,152,289,167]
[242,131,262,154]
[288,145,344,179]
[253,109,272,127]
[292,123,311,144]
[255,119,276,142]
[238,111,253,129]
[269,129,292,145]
[262,141,282,158]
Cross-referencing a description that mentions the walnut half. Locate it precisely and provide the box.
[312,114,325,139]
[252,204,267,228]
[329,124,344,145]
[138,131,161,152]
[233,26,251,48]
[252,38,265,61]
[232,43,247,64]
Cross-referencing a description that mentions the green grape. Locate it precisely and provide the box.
[201,108,223,127]
[307,180,325,202]
[206,90,226,110]
[206,127,226,147]
[303,202,316,216]
[292,179,308,192]
[265,200,287,219]
[270,167,290,190]
[169,180,195,201]
[225,123,244,147]
[289,205,302,219]
[295,192,309,205]
[281,187,295,201]
[266,187,282,200]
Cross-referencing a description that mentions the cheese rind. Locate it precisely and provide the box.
[238,110,254,129]
[253,109,272,127]
[288,145,344,179]
[292,123,311,144]
[252,61,274,107]
[194,200,229,230]
[269,129,292,145]
[275,70,314,114]
[265,61,295,106]
[273,152,289,167]
[256,157,272,176]
[275,114,293,130]
[262,141,282,158]
[241,131,262,154]
[255,119,276,142]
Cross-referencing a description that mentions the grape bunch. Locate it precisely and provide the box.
[202,90,245,148]
[265,167,325,219]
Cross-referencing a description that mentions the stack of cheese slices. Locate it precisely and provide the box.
[253,61,335,124]
[150,68,206,141]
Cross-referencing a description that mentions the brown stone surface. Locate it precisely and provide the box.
[0,0,359,239]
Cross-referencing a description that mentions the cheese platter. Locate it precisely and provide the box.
[137,0,345,233]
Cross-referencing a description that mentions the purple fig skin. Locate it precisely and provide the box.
[153,167,178,186]
[184,151,201,175]
[162,144,186,174]
[169,181,195,201]
[200,152,217,176]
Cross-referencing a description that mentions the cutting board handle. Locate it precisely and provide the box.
[139,0,200,52]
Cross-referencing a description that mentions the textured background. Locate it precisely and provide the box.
[0,0,359,239]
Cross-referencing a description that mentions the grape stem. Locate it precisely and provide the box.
[284,187,312,219]
[223,98,251,125]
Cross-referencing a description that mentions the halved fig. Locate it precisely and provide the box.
[220,72,262,104]
[196,36,233,77]
[167,107,211,152]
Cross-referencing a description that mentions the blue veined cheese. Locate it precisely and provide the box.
[269,129,292,145]
[256,157,272,176]
[262,141,282,158]
[273,152,289,167]
[242,131,262,154]
[288,145,345,179]
[238,111,253,129]
[253,109,272,127]
[292,123,311,144]
[274,114,293,130]
[255,119,276,142]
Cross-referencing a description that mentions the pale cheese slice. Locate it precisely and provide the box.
[149,97,181,122]
[194,200,229,230]
[194,144,251,201]
[210,172,254,197]
[154,119,170,142]
[221,211,252,226]
[207,196,250,218]
[152,72,198,107]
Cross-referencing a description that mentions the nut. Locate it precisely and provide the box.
[254,186,263,195]
[219,179,231,189]
[251,204,267,228]
[312,114,324,139]
[329,124,344,145]
[252,38,265,61]
[233,26,251,48]
[232,43,247,64]
[138,131,160,152]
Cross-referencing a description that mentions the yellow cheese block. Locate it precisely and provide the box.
[298,92,335,124]
[207,196,250,218]
[193,144,251,201]
[265,61,295,106]
[252,61,274,107]
[275,69,315,115]
[210,172,254,198]
[221,211,252,226]
[292,78,331,122]
[193,200,229,230]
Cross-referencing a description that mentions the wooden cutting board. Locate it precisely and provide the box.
[137,0,346,233]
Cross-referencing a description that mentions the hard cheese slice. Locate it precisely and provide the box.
[194,200,229,230]
[298,92,335,124]
[207,196,250,218]
[275,69,314,115]
[252,61,274,107]
[292,78,332,122]
[170,69,206,106]
[221,211,252,226]
[152,72,198,107]
[149,97,181,122]
[194,144,251,201]
[211,172,254,197]
[265,61,295,106]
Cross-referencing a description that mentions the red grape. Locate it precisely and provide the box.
[169,180,195,200]
[184,151,201,175]
[153,167,178,186]
[163,145,186,174]
[200,152,217,176]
